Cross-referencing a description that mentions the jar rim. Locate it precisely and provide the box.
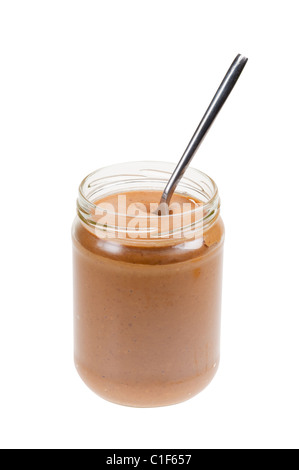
[79,160,219,209]
[77,160,220,239]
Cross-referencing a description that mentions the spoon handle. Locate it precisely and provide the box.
[160,54,248,206]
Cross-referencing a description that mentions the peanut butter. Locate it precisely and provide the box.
[72,189,224,407]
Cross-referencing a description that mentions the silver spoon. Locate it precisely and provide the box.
[159,53,248,212]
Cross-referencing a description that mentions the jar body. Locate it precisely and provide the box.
[72,162,224,407]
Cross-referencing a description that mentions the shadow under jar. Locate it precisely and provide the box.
[72,161,224,407]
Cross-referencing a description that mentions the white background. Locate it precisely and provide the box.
[0,1,298,450]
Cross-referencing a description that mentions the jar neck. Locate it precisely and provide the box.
[77,161,220,244]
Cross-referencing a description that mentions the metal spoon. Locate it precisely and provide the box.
[159,53,248,212]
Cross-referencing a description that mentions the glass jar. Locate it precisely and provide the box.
[72,161,224,407]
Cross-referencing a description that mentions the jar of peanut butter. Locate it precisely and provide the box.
[72,161,224,407]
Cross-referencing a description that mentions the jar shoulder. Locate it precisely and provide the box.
[72,216,224,266]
